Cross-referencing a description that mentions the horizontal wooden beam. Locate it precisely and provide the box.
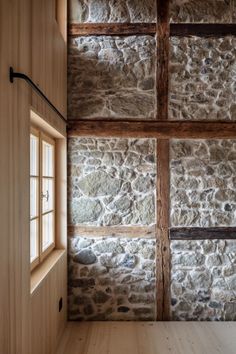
[68,225,156,238]
[68,120,236,139]
[170,23,236,37]
[68,23,156,36]
[69,23,236,37]
[170,227,236,240]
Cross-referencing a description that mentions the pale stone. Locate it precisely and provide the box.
[169,37,236,121]
[78,171,121,197]
[72,198,103,223]
[69,0,156,23]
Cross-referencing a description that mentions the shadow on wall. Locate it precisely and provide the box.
[68,36,156,119]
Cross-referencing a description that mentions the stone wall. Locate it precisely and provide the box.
[68,36,156,119]
[169,36,236,121]
[68,137,157,320]
[68,138,156,226]
[69,0,156,23]
[69,237,156,320]
[171,239,236,321]
[170,0,236,23]
[170,139,236,227]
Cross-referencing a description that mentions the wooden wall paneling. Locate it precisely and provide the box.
[56,0,67,42]
[68,120,236,139]
[32,0,46,117]
[55,138,67,249]
[0,0,31,353]
[156,140,171,321]
[15,0,31,352]
[32,0,67,129]
[52,23,67,118]
[30,253,67,354]
[0,1,12,352]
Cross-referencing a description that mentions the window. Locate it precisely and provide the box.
[30,127,55,270]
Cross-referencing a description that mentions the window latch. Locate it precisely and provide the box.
[41,190,49,202]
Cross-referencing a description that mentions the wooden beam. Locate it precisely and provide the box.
[156,0,169,120]
[156,140,170,321]
[68,225,156,239]
[170,227,236,240]
[69,23,236,37]
[68,23,156,36]
[170,23,236,37]
[68,120,236,139]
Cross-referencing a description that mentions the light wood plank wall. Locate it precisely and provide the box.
[30,1,68,354]
[0,0,67,353]
[30,253,67,354]
[32,0,67,133]
[0,0,31,353]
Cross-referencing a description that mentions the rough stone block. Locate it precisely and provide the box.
[171,239,236,321]
[68,237,156,320]
[170,0,234,23]
[169,36,236,121]
[69,0,156,23]
[68,36,156,119]
[68,138,156,226]
[170,139,236,227]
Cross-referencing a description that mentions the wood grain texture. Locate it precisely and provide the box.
[170,227,236,240]
[68,225,156,239]
[0,0,31,353]
[156,140,170,321]
[156,0,170,120]
[68,120,236,139]
[30,252,67,354]
[69,23,236,37]
[56,321,236,354]
[69,23,156,36]
[32,0,67,129]
[171,23,236,37]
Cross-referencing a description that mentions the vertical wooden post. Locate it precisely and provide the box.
[156,0,170,121]
[156,140,171,320]
[156,0,171,320]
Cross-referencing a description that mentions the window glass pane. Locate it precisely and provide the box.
[42,141,54,177]
[42,212,54,251]
[30,177,38,219]
[30,219,38,263]
[42,178,54,213]
[30,134,39,175]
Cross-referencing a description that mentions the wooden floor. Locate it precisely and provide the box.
[56,321,236,354]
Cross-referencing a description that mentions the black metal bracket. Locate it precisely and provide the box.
[9,67,67,124]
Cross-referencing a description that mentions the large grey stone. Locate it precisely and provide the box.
[72,198,103,223]
[74,250,97,265]
[135,195,155,225]
[78,171,121,197]
[132,175,154,193]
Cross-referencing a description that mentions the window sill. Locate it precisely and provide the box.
[30,249,66,295]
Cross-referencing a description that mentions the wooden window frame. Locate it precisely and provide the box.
[30,127,56,271]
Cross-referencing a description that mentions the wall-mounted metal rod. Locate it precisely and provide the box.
[9,67,67,124]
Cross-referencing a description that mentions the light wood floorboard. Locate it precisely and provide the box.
[55,321,236,354]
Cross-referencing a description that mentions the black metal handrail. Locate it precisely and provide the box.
[9,67,67,124]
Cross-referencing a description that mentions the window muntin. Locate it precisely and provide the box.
[30,128,55,270]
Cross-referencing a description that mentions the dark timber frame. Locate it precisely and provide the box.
[68,0,236,320]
